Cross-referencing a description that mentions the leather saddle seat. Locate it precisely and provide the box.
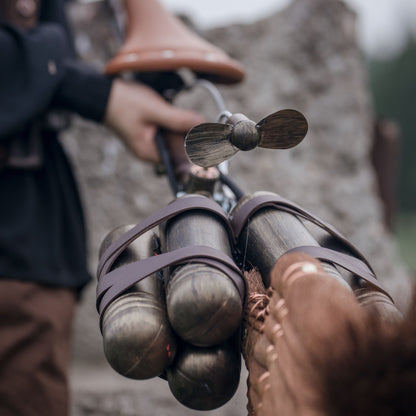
[105,0,245,84]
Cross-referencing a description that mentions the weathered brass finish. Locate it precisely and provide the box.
[228,114,259,151]
[186,165,220,196]
[354,286,402,324]
[232,192,348,289]
[99,226,177,379]
[232,192,402,323]
[167,341,241,410]
[166,263,242,346]
[184,123,236,168]
[257,108,308,149]
[162,196,243,347]
[102,292,176,379]
[185,109,308,168]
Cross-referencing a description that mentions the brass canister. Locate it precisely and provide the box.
[167,340,241,410]
[232,192,349,289]
[233,192,402,323]
[354,286,402,323]
[99,225,177,379]
[162,195,243,347]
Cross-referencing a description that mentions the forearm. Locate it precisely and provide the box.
[0,23,68,139]
[52,60,113,123]
[0,22,113,141]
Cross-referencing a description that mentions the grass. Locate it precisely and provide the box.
[395,212,416,275]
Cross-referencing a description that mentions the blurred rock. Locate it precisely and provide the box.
[64,0,412,414]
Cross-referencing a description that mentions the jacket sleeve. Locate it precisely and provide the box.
[0,22,113,141]
[52,59,113,124]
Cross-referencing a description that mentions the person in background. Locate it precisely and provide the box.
[0,0,202,415]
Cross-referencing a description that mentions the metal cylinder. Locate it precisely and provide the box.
[167,340,241,410]
[186,165,219,196]
[162,195,243,347]
[354,286,402,324]
[232,191,349,289]
[99,225,177,379]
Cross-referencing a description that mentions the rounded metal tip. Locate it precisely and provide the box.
[167,342,241,410]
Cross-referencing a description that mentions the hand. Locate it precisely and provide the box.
[104,78,204,163]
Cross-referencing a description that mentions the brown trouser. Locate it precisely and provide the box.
[0,279,76,416]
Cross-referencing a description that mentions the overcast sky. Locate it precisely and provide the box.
[160,0,416,59]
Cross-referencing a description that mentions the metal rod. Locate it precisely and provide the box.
[219,172,244,201]
[155,130,180,196]
[191,79,228,115]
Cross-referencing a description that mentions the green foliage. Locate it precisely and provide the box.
[368,38,416,211]
[396,212,416,275]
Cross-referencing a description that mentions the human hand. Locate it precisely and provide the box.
[104,78,204,163]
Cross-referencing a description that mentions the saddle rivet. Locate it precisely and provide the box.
[125,53,138,62]
[161,49,175,58]
[204,53,218,62]
[301,263,318,274]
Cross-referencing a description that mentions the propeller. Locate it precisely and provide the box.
[185,109,308,168]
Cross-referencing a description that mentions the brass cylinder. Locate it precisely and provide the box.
[354,286,402,324]
[162,195,243,347]
[99,225,177,379]
[167,340,241,410]
[232,192,349,289]
[186,165,220,196]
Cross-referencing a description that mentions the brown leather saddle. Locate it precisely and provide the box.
[105,0,245,85]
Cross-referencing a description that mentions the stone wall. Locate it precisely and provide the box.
[65,0,412,414]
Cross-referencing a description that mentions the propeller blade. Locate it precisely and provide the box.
[185,123,237,168]
[256,109,308,149]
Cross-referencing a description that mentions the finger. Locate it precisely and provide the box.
[147,101,205,133]
[128,126,160,163]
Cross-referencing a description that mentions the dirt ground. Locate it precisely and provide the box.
[71,364,248,416]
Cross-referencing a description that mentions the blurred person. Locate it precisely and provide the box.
[0,0,202,415]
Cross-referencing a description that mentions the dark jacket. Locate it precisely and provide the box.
[0,0,113,291]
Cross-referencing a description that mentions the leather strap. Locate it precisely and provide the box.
[96,195,244,325]
[230,194,393,301]
[97,195,235,279]
[285,246,392,301]
[96,245,244,326]
[231,193,374,272]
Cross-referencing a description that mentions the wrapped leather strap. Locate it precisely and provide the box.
[285,246,393,301]
[231,193,374,273]
[230,193,393,301]
[97,195,234,279]
[96,195,245,326]
[96,245,244,327]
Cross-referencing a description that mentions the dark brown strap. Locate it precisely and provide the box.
[231,193,374,274]
[97,195,234,280]
[230,194,394,301]
[96,245,244,328]
[96,195,245,326]
[285,246,393,301]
